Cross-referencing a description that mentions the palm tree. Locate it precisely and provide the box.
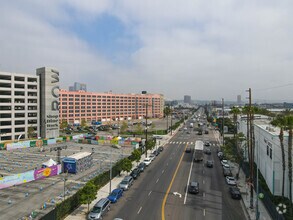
[271,115,286,198]
[230,106,241,139]
[285,115,293,203]
[164,106,171,133]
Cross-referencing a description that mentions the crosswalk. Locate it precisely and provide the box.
[167,141,219,146]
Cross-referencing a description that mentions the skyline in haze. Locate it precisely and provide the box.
[1,1,293,102]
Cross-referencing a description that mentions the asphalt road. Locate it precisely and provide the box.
[103,118,246,220]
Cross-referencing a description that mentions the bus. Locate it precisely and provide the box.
[194,140,204,162]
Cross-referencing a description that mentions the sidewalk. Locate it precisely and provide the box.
[213,129,272,220]
[65,128,178,220]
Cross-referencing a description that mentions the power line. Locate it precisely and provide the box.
[255,83,293,92]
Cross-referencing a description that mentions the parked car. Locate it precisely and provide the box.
[229,187,241,199]
[204,130,209,134]
[221,159,228,166]
[223,167,233,177]
[137,162,146,172]
[119,176,134,190]
[87,198,111,220]
[206,160,214,168]
[188,181,199,194]
[158,146,164,152]
[130,168,141,179]
[153,150,159,156]
[143,157,152,166]
[226,176,237,186]
[149,154,156,161]
[218,151,224,157]
[107,188,123,203]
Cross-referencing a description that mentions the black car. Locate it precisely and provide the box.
[204,130,209,134]
[205,148,211,155]
[188,181,199,194]
[130,168,141,179]
[206,160,213,168]
[229,187,241,199]
[153,150,159,156]
[197,131,202,135]
[185,147,191,153]
[204,142,211,146]
[158,146,164,152]
[137,162,146,172]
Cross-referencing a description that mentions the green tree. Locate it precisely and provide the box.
[134,123,143,135]
[271,115,286,198]
[27,126,35,139]
[80,182,97,212]
[230,106,241,139]
[164,106,171,132]
[81,119,87,128]
[120,121,128,134]
[121,158,132,174]
[60,120,68,130]
[131,149,141,164]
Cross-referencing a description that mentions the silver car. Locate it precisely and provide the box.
[119,176,134,190]
[88,198,110,220]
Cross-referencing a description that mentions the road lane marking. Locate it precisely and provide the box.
[156,178,159,183]
[184,145,195,205]
[203,180,205,184]
[148,191,152,196]
[166,163,168,166]
[137,206,142,214]
[162,143,189,220]
[203,192,206,197]
[162,170,164,174]
[203,209,206,216]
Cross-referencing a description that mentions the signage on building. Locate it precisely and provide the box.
[37,67,60,139]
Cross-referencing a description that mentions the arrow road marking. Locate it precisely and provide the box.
[173,192,182,198]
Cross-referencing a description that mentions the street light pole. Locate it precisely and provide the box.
[109,150,112,194]
[170,107,173,135]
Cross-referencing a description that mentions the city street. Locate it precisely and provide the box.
[103,120,247,220]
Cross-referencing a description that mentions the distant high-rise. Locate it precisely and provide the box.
[237,95,241,105]
[184,95,191,104]
[69,82,87,91]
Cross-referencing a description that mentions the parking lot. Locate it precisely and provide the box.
[0,142,133,220]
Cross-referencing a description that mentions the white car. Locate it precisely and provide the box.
[221,159,228,166]
[143,158,152,166]
[218,152,223,157]
[149,154,156,161]
[226,176,237,186]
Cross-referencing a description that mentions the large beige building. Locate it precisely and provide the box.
[59,90,164,124]
[0,72,39,141]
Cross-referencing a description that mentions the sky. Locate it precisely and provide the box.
[1,0,293,102]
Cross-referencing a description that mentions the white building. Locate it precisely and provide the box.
[0,72,39,141]
[238,114,293,200]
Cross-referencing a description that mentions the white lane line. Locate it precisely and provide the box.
[203,192,206,197]
[167,163,168,166]
[137,206,142,214]
[203,180,205,184]
[203,170,205,174]
[203,209,206,216]
[187,142,189,144]
[184,149,195,204]
[156,178,159,183]
[162,170,164,174]
[148,191,152,196]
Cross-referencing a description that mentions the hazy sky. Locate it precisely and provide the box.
[1,1,293,102]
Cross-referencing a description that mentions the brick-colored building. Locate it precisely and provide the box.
[59,90,164,124]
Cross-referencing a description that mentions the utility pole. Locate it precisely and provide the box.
[145,103,148,158]
[247,88,254,209]
[222,98,225,146]
[170,107,173,135]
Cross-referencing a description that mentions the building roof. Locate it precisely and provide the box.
[67,152,91,160]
